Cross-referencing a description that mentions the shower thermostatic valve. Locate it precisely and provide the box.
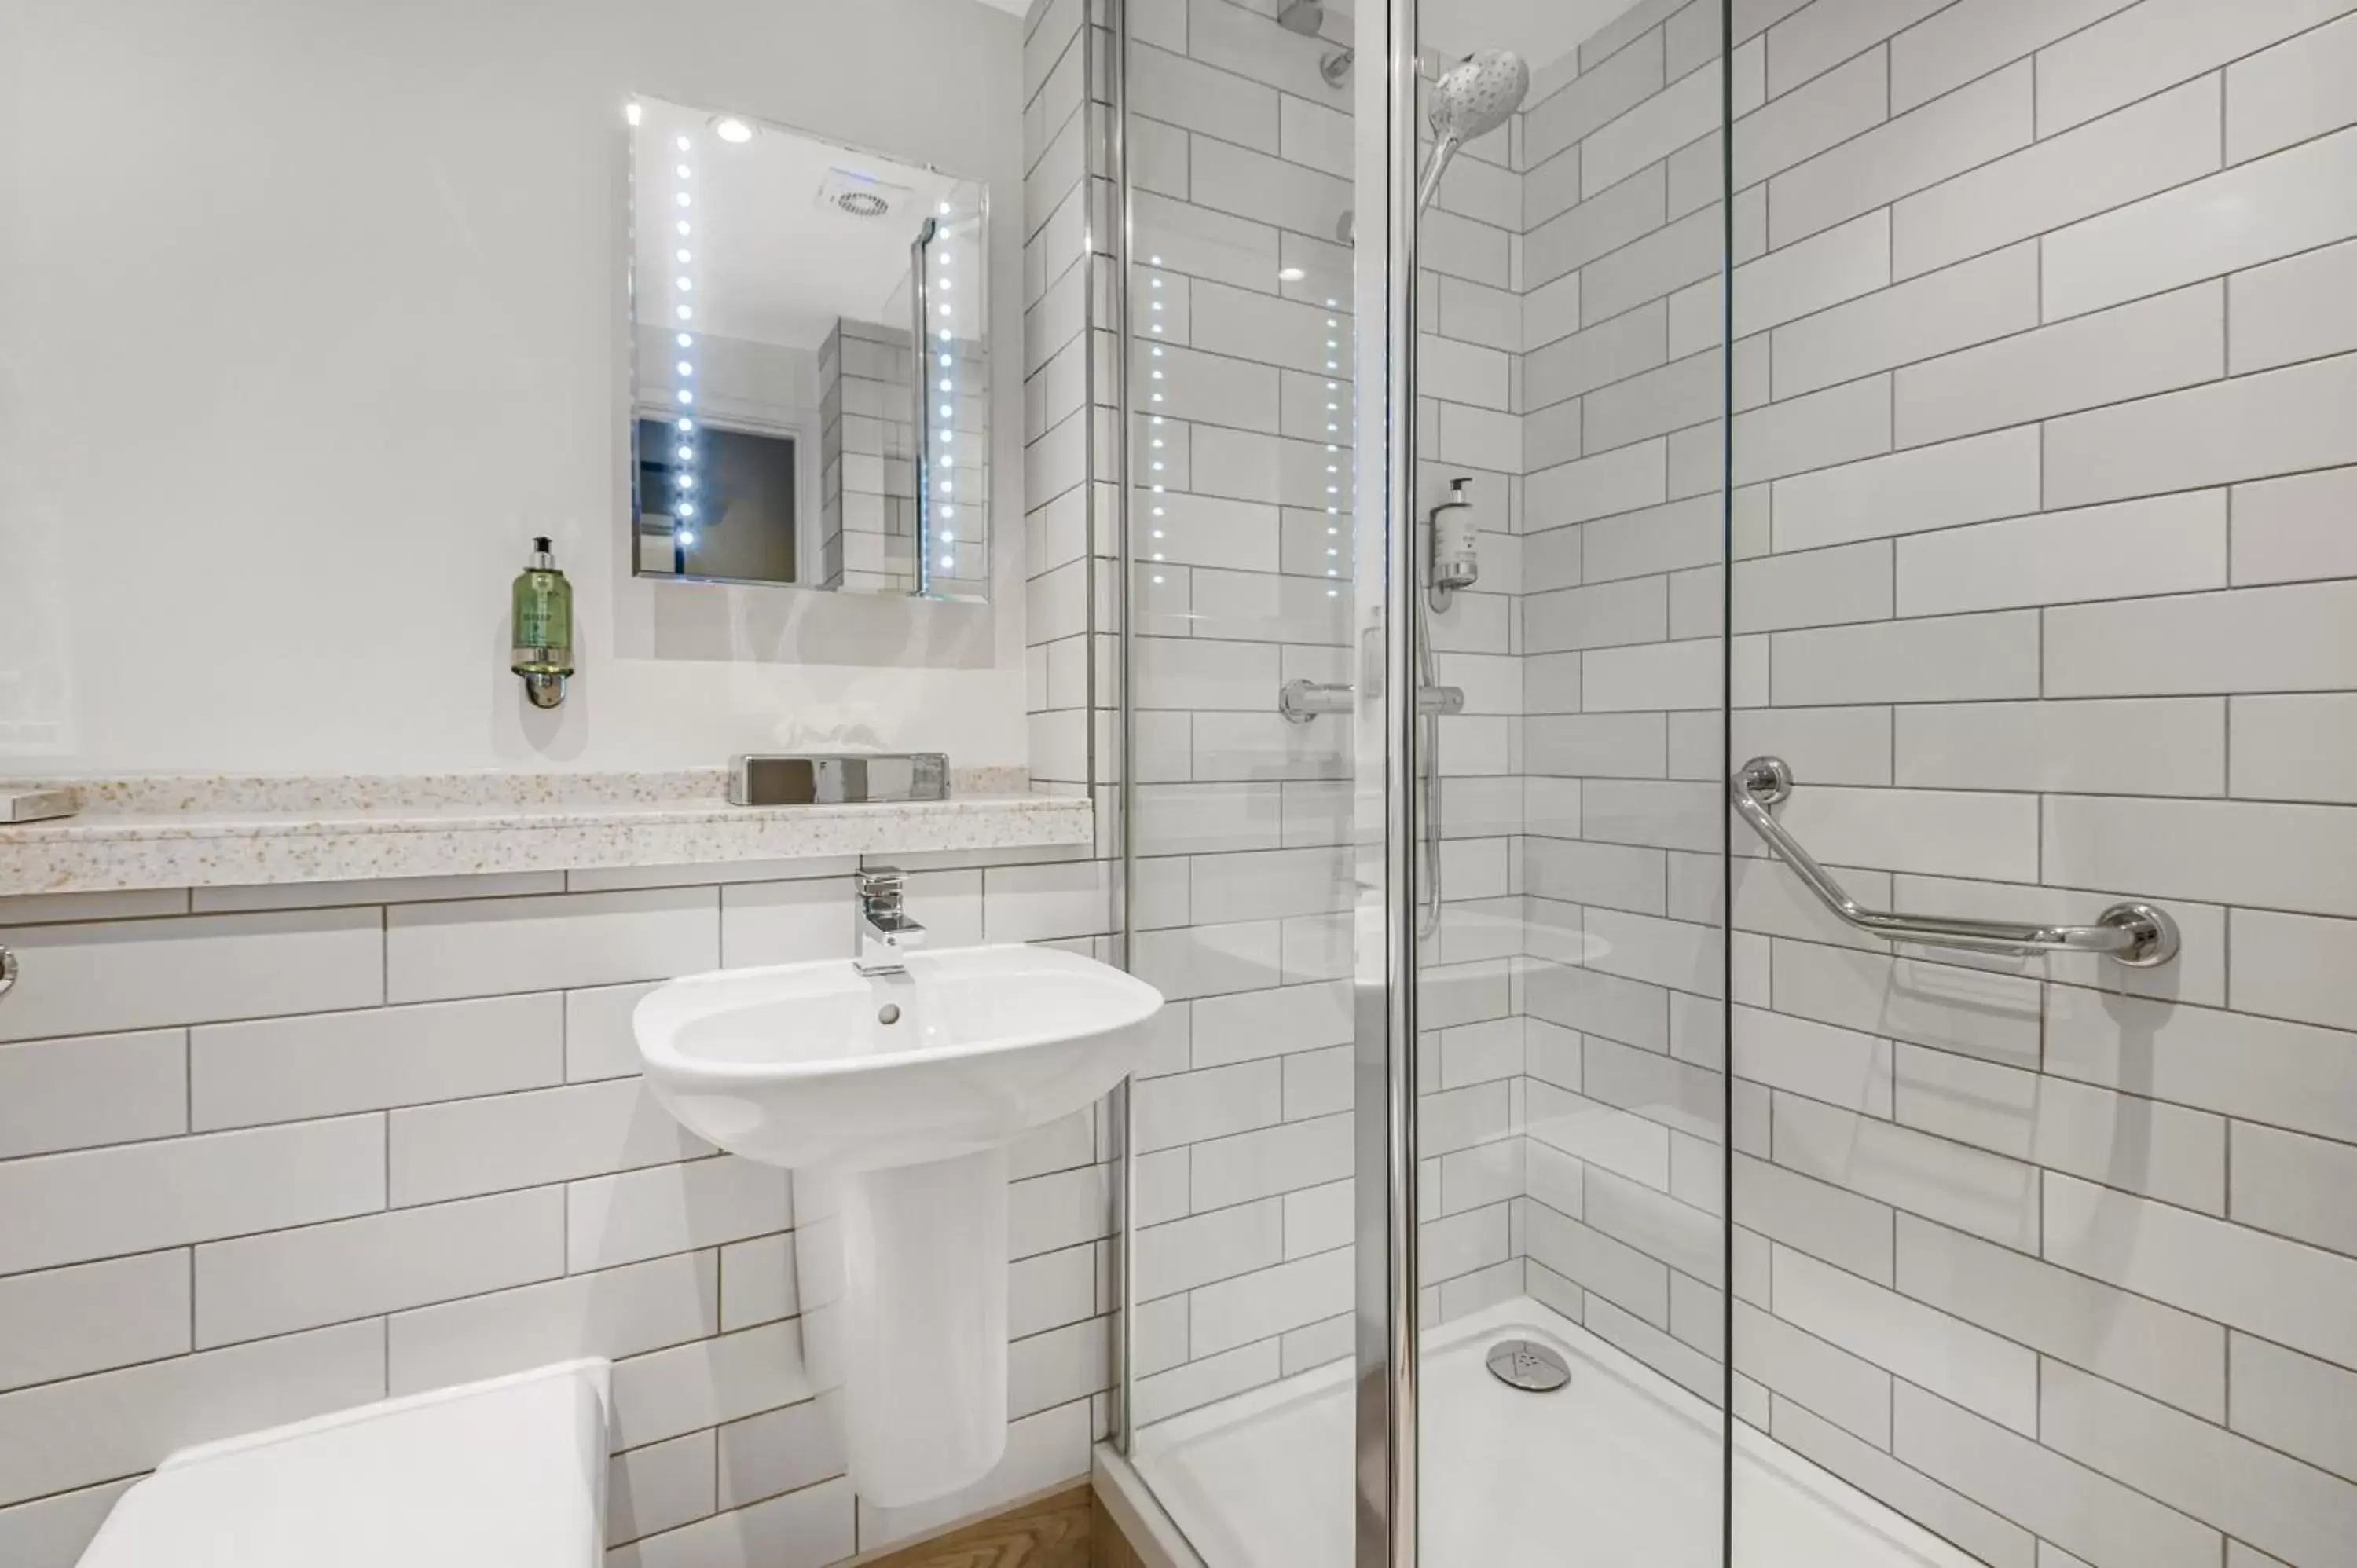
[1278,679,1464,724]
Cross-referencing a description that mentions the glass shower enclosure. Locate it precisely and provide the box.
[1072,0,2357,1563]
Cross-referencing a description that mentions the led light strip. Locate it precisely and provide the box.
[670,129,702,555]
[933,203,958,579]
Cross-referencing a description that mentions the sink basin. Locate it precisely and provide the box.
[632,943,1163,1506]
[633,943,1164,1171]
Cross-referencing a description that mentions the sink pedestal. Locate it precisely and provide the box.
[795,1146,1010,1507]
[632,944,1165,1506]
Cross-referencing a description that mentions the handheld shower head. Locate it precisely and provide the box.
[1417,48,1529,214]
[1428,47,1529,145]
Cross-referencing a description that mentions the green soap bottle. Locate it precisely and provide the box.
[511,537,574,709]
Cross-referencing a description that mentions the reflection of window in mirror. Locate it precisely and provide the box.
[634,421,799,583]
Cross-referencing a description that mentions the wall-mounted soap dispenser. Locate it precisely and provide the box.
[1428,476,1479,612]
[510,537,574,709]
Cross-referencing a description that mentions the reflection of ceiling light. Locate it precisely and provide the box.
[713,117,754,144]
[625,102,642,126]
[1279,266,1307,281]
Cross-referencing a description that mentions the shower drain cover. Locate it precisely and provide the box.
[1486,1339,1571,1393]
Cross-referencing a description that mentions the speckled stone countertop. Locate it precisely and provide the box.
[0,768,1089,896]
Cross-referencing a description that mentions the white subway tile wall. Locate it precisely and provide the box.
[1711,0,2357,1563]
[0,855,1113,1567]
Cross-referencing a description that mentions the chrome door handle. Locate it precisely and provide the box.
[1279,679,1464,724]
[1732,757,2180,967]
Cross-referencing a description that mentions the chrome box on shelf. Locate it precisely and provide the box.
[728,753,951,807]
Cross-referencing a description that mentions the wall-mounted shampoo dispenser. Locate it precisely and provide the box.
[1428,476,1479,611]
[510,537,574,709]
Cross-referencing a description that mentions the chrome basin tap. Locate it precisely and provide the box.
[853,867,927,976]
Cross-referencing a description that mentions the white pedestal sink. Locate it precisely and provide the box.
[632,944,1163,1505]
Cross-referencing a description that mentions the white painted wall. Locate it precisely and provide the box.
[0,0,1029,775]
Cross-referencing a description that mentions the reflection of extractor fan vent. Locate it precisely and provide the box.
[816,167,913,220]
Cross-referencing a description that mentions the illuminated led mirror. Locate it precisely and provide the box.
[625,97,988,599]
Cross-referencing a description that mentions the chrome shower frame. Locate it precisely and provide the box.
[1109,0,1142,1467]
[1353,0,1422,1564]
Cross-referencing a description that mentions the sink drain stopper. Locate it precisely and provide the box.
[1486,1339,1571,1392]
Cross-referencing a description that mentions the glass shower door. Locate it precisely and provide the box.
[1111,0,1375,1561]
[1378,0,1736,1563]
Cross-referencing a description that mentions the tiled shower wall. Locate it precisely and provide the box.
[0,857,1120,1568]
[1538,2,2357,1566]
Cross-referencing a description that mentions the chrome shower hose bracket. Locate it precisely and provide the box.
[1732,756,2181,968]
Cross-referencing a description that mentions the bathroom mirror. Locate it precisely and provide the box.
[627,97,989,599]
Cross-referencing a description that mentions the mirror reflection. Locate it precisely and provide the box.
[629,97,988,598]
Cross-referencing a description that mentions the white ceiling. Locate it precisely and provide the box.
[634,98,974,351]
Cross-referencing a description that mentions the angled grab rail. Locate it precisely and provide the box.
[1730,757,2180,968]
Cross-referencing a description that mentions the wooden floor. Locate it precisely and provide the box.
[857,1482,1149,1568]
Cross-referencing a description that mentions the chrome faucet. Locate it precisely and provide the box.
[853,867,926,976]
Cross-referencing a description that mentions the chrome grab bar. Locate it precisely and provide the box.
[1279,679,1464,724]
[1731,757,2181,968]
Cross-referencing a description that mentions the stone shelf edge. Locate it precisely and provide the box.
[0,778,1089,896]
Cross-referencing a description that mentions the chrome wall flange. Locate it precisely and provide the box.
[1736,755,1794,807]
[2099,902,2181,969]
